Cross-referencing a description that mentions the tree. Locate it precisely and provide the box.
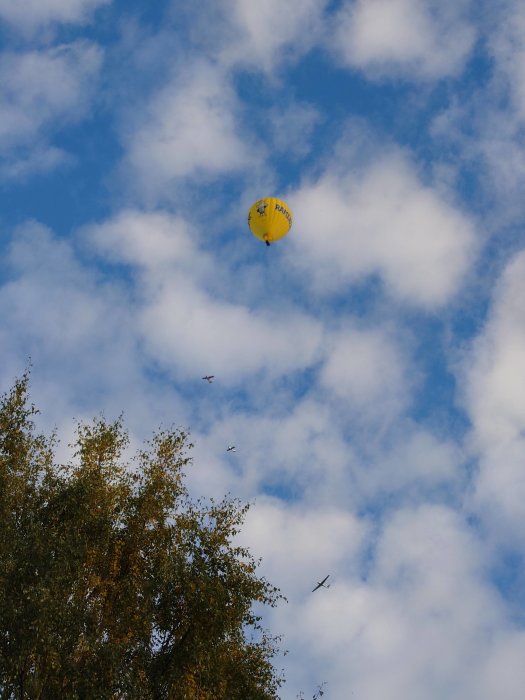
[297,682,327,699]
[0,373,285,699]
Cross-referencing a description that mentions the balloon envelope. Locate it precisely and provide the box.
[248,197,292,244]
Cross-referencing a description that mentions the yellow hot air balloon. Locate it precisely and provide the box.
[247,197,292,246]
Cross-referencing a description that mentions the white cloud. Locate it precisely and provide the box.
[320,324,409,418]
[277,505,517,700]
[428,2,525,222]
[475,632,525,700]
[187,395,352,502]
[331,0,476,80]
[372,506,483,606]
[85,210,324,383]
[0,42,102,175]
[0,221,187,439]
[287,150,477,308]
[472,439,525,545]
[139,278,322,382]
[232,419,457,513]
[464,250,525,447]
[269,102,322,159]
[462,250,525,540]
[0,0,110,33]
[239,497,366,597]
[122,61,256,199]
[86,209,198,270]
[184,346,460,508]
[357,426,463,503]
[217,0,328,71]
[468,1,525,218]
[487,0,525,120]
[0,144,70,181]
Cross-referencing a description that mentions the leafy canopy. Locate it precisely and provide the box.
[0,373,284,699]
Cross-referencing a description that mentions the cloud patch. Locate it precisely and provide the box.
[0,42,102,178]
[0,0,110,33]
[287,150,477,308]
[218,0,329,71]
[462,250,525,542]
[320,324,409,418]
[86,210,324,383]
[286,505,518,700]
[331,0,476,80]
[122,61,256,199]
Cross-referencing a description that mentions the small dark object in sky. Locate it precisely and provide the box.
[312,575,330,592]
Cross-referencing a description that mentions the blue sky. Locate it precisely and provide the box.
[2,0,525,697]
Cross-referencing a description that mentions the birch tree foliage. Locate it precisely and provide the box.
[0,373,284,699]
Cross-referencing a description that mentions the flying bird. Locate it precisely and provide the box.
[226,445,236,452]
[202,375,214,383]
[312,575,330,592]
